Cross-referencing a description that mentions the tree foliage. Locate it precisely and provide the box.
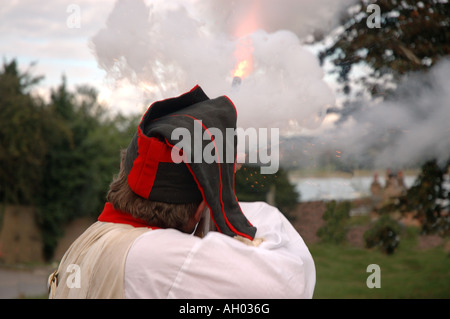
[395,159,450,236]
[364,214,401,254]
[317,200,351,244]
[319,0,450,97]
[0,60,48,204]
[0,59,139,259]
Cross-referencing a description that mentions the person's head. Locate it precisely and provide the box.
[107,150,206,233]
[111,85,256,240]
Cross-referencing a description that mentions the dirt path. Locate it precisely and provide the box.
[0,265,52,299]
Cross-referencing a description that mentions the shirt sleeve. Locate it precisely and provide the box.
[125,201,316,299]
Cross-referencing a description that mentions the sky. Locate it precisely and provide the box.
[0,0,126,109]
[0,0,353,125]
[0,1,106,83]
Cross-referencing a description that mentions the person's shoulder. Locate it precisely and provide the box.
[239,201,280,214]
[132,228,200,248]
[127,228,200,263]
[239,201,284,223]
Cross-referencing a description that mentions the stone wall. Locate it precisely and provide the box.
[0,205,44,264]
[0,205,95,264]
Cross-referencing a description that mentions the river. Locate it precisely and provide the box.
[290,175,417,202]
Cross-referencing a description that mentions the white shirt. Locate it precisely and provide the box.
[124,201,316,298]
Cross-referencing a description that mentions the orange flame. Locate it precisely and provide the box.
[231,1,260,79]
[232,37,254,78]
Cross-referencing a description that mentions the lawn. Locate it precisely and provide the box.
[309,238,450,299]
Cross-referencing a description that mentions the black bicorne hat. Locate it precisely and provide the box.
[123,85,256,240]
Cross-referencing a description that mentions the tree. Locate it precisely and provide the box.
[364,214,401,254]
[402,159,449,236]
[0,59,47,204]
[317,200,351,244]
[319,0,450,99]
[36,77,138,259]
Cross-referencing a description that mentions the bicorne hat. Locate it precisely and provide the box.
[123,85,256,240]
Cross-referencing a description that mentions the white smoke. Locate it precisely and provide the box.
[228,30,333,132]
[192,0,357,40]
[322,59,450,168]
[90,0,353,133]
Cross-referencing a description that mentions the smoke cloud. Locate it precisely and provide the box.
[321,59,450,168]
[90,0,353,134]
[192,0,357,40]
[90,0,448,169]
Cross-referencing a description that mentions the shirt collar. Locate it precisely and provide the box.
[98,202,160,229]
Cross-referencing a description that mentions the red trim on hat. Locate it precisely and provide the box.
[98,202,160,229]
[127,129,175,199]
[189,84,200,92]
[224,96,254,228]
[169,114,253,240]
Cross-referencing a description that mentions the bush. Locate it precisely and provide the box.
[364,214,401,255]
[317,200,351,244]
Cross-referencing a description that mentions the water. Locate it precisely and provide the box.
[291,175,417,202]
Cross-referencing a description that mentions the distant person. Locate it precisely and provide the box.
[48,86,316,299]
[385,168,394,188]
[396,170,407,195]
[383,169,403,205]
[370,172,383,209]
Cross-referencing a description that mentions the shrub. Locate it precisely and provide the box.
[317,200,351,244]
[364,214,401,255]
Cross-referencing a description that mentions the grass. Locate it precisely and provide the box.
[309,236,450,299]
